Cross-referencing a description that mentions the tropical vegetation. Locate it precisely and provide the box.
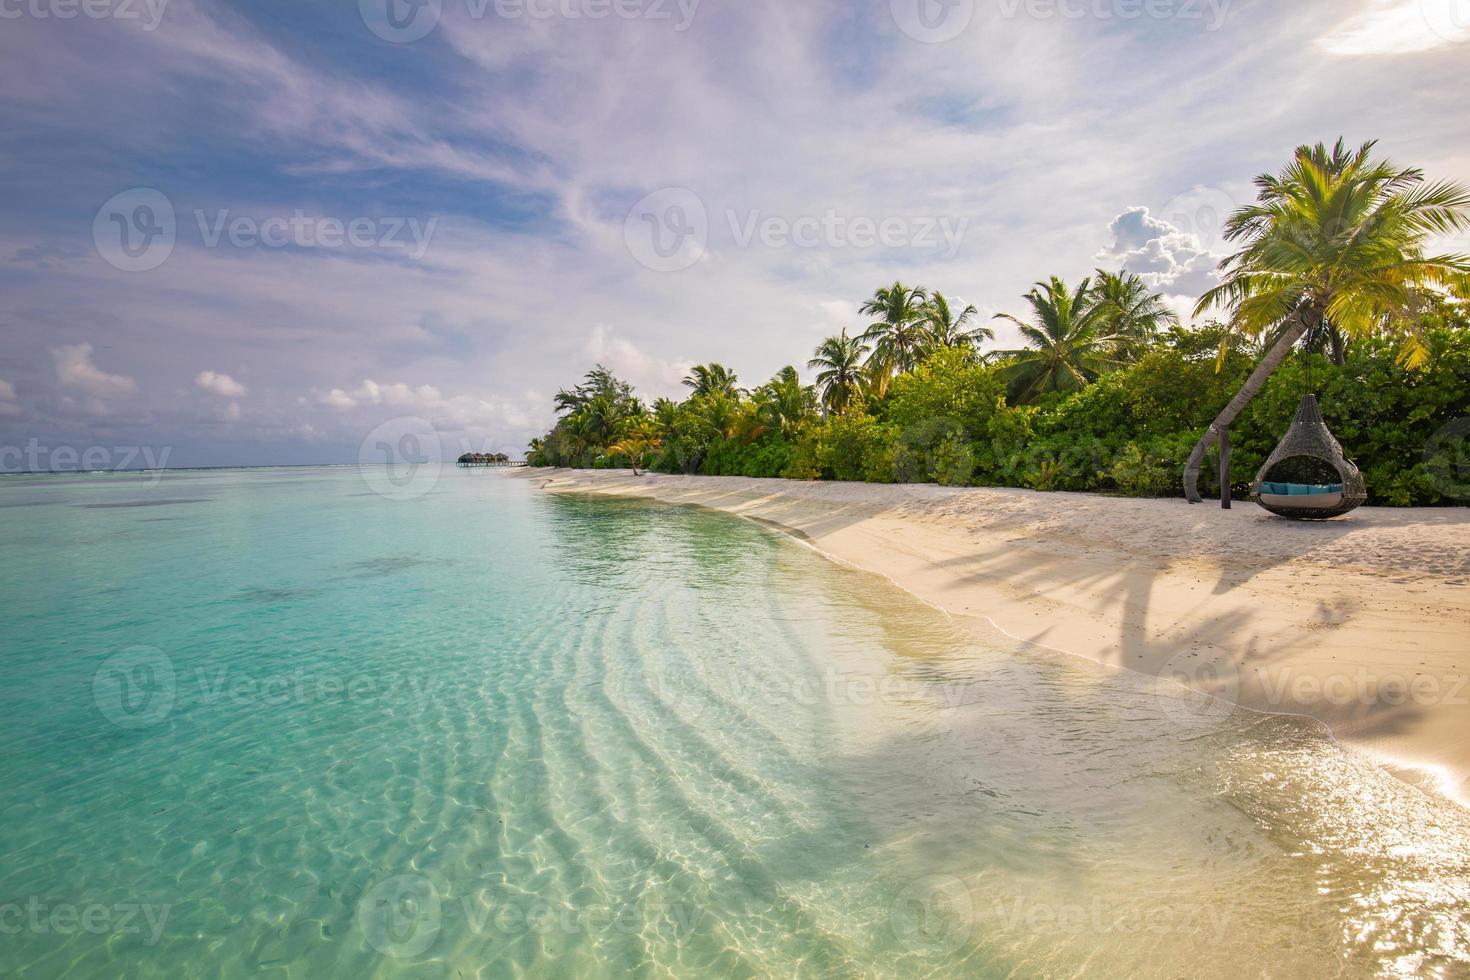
[531,141,1470,508]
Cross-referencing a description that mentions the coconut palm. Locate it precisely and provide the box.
[682,363,740,399]
[606,419,663,476]
[1182,139,1470,502]
[859,281,930,390]
[691,392,742,441]
[992,276,1121,402]
[1090,269,1179,359]
[651,397,680,439]
[752,365,816,438]
[808,329,870,416]
[921,291,993,358]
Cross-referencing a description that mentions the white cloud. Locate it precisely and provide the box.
[195,370,246,397]
[5,0,1470,463]
[320,388,357,410]
[1095,207,1223,304]
[320,380,445,411]
[1319,0,1470,55]
[582,325,692,400]
[314,377,546,438]
[0,379,16,402]
[51,343,139,399]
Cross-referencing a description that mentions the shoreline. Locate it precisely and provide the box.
[519,469,1470,807]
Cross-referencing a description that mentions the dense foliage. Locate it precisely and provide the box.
[531,142,1470,507]
[528,313,1470,506]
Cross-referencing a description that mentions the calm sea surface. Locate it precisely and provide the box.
[1,466,1466,977]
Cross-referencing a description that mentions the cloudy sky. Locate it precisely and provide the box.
[1,0,1468,467]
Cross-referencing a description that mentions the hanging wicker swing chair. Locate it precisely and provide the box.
[1250,393,1367,520]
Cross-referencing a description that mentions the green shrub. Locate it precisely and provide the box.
[932,433,976,486]
[863,431,902,483]
[1109,442,1174,497]
[533,323,1470,506]
[884,349,1004,436]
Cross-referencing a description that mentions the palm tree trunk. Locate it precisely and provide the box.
[1328,325,1346,366]
[1183,311,1314,503]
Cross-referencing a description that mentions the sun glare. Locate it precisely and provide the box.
[1320,0,1470,55]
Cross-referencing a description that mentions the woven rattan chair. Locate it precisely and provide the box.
[1250,394,1367,520]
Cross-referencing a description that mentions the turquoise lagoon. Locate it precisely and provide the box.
[1,465,1467,977]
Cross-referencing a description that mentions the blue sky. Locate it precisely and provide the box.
[1,0,1468,467]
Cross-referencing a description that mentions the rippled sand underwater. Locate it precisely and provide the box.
[0,466,1466,978]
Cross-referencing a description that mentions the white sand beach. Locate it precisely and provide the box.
[526,469,1470,806]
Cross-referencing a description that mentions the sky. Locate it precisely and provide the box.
[1,0,1468,468]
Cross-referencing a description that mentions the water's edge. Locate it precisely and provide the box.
[529,470,1470,811]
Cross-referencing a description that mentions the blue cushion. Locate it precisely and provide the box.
[1261,482,1343,496]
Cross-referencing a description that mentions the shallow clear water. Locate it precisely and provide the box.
[1,466,1467,978]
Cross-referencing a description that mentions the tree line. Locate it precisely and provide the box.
[530,141,1470,506]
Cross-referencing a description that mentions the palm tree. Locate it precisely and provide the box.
[607,419,663,476]
[752,365,816,438]
[651,397,680,439]
[859,281,929,391]
[992,276,1120,402]
[1090,269,1178,359]
[921,292,993,358]
[692,392,742,441]
[682,363,740,399]
[1182,139,1470,502]
[808,329,870,416]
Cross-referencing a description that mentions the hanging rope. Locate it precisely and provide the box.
[1306,333,1314,396]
